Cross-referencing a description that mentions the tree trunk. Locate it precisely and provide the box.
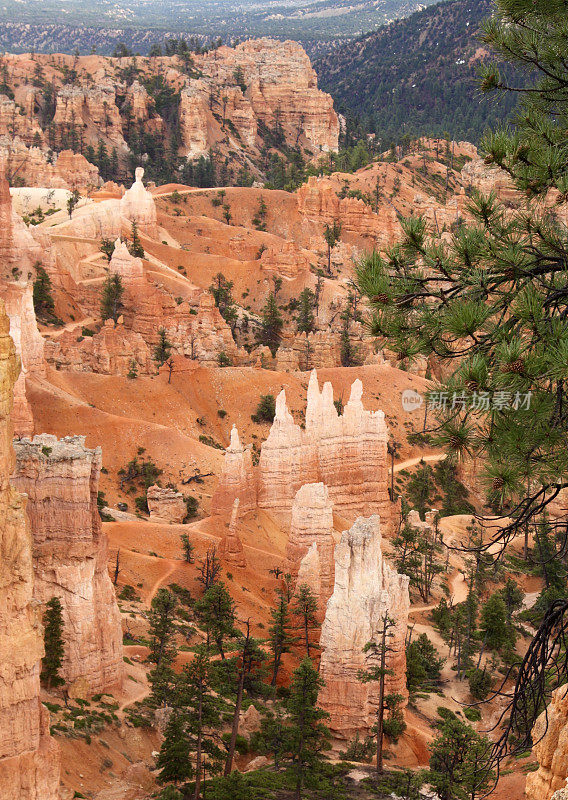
[194,691,203,800]
[224,669,245,776]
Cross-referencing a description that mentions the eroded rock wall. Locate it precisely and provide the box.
[0,301,60,800]
[12,434,123,696]
[526,685,568,800]
[318,515,410,740]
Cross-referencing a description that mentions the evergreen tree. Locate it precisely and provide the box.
[323,220,341,275]
[256,291,283,357]
[406,633,444,693]
[127,359,138,379]
[195,581,237,659]
[176,647,225,800]
[147,588,178,704]
[41,597,65,689]
[154,327,172,367]
[209,272,238,332]
[428,716,494,800]
[157,711,192,784]
[293,583,319,656]
[66,188,80,219]
[129,221,145,258]
[223,620,266,776]
[100,273,124,323]
[180,532,194,563]
[33,265,56,321]
[287,658,330,800]
[479,592,513,654]
[357,614,396,774]
[269,592,295,685]
[296,288,315,335]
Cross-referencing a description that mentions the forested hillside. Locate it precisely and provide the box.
[314,0,519,145]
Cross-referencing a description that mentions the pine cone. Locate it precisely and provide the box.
[396,352,406,362]
[492,476,504,491]
[372,293,389,304]
[465,379,479,392]
[501,358,524,374]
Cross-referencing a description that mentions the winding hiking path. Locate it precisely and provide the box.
[393,452,446,473]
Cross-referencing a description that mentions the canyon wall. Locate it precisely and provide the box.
[526,685,568,800]
[318,515,410,740]
[0,302,60,800]
[12,434,123,696]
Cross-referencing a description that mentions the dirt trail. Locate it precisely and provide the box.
[393,452,446,473]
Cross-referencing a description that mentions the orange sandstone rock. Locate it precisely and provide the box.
[0,301,60,800]
[218,498,247,568]
[147,484,187,523]
[526,685,568,800]
[318,515,410,740]
[12,434,124,696]
[287,482,335,612]
[211,425,257,519]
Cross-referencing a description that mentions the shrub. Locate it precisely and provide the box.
[251,394,276,424]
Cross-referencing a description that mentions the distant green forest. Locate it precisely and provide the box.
[314,0,521,146]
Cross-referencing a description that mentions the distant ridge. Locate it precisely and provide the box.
[314,0,519,145]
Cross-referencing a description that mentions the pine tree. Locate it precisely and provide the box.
[32,265,56,321]
[195,582,237,659]
[180,532,194,563]
[157,711,192,784]
[223,620,265,776]
[209,272,238,331]
[296,288,315,335]
[256,291,283,357]
[357,613,396,774]
[323,220,341,275]
[154,327,172,368]
[268,592,295,685]
[148,588,178,704]
[287,657,330,800]
[176,647,225,800]
[127,359,138,379]
[41,597,65,689]
[129,221,145,258]
[66,188,80,219]
[293,583,318,656]
[100,273,124,323]
[428,716,494,800]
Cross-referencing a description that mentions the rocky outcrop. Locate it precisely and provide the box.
[179,80,210,158]
[218,498,247,568]
[0,302,60,800]
[52,82,126,151]
[147,484,186,523]
[54,150,100,191]
[211,425,257,519]
[0,281,45,436]
[318,515,410,740]
[260,241,311,279]
[119,167,158,238]
[526,685,568,800]
[108,239,145,286]
[12,434,123,695]
[259,371,392,528]
[287,482,334,611]
[44,320,154,377]
[297,176,398,243]
[166,293,244,366]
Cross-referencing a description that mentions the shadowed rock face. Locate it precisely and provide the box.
[12,433,123,697]
[0,301,60,800]
[211,424,257,520]
[318,515,410,740]
[527,685,568,800]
